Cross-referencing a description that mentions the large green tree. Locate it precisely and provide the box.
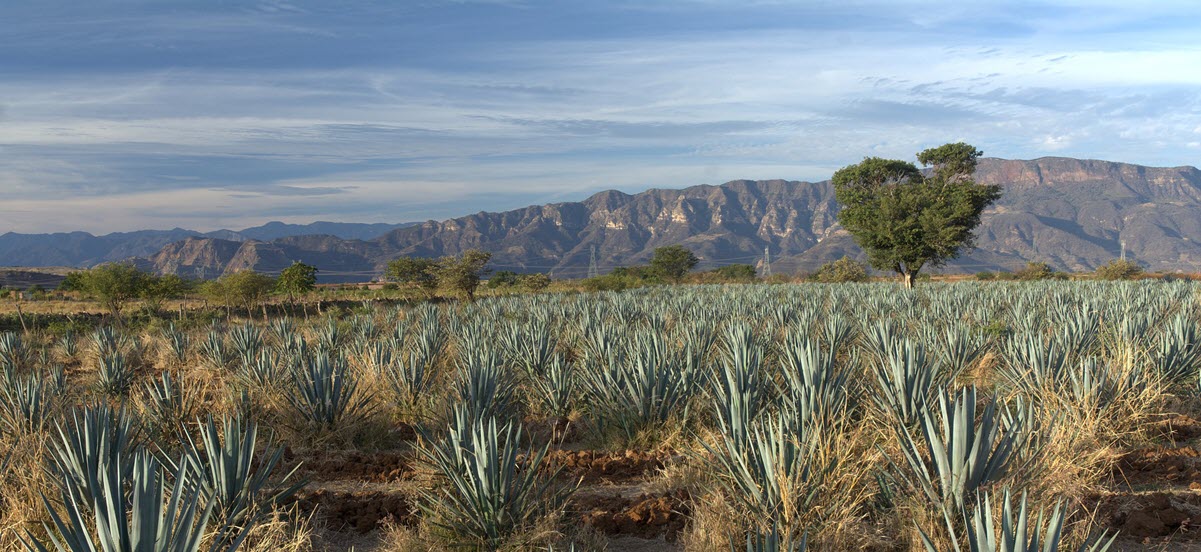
[384,257,439,297]
[436,249,492,302]
[832,142,1001,288]
[649,245,699,284]
[74,263,149,319]
[276,261,318,303]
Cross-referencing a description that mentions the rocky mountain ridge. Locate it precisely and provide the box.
[120,157,1201,282]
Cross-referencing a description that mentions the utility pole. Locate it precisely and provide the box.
[588,245,600,279]
[763,247,772,277]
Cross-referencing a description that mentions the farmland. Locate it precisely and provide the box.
[1,281,1199,551]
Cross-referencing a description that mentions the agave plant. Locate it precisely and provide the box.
[733,525,808,552]
[893,386,1023,524]
[526,355,577,419]
[0,331,32,373]
[236,350,286,390]
[920,489,1116,552]
[0,372,51,436]
[22,451,228,552]
[143,372,196,438]
[89,326,128,360]
[712,322,772,444]
[1152,314,1201,386]
[872,339,945,427]
[286,353,373,430]
[415,408,572,548]
[453,340,517,423]
[96,351,136,397]
[48,404,138,505]
[59,330,79,360]
[229,324,263,368]
[703,414,823,534]
[778,331,848,433]
[583,332,701,439]
[200,328,233,370]
[161,324,190,364]
[175,415,303,545]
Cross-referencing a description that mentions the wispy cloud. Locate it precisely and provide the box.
[2,1,1201,232]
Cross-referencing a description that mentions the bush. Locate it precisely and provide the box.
[581,273,641,292]
[519,273,552,292]
[487,271,521,289]
[975,271,995,281]
[1094,258,1144,280]
[813,257,869,283]
[696,264,758,284]
[1012,262,1061,281]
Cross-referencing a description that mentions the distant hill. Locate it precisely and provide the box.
[133,157,1201,281]
[0,222,412,268]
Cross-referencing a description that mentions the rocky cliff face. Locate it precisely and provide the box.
[140,157,1201,280]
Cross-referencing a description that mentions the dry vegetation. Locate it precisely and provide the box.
[0,280,1199,551]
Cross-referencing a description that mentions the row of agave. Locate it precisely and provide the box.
[2,280,1199,550]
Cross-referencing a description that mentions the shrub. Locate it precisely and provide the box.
[519,273,552,292]
[487,271,521,289]
[975,271,995,280]
[1012,262,1060,281]
[1094,258,1144,280]
[813,257,869,283]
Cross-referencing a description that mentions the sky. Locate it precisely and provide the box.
[3,1,1201,234]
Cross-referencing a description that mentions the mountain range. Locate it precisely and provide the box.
[7,156,1201,282]
[0,222,414,269]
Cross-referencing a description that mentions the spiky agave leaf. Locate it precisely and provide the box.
[174,415,304,546]
[919,488,1116,552]
[415,408,573,548]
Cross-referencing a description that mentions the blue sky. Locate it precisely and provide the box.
[3,1,1201,233]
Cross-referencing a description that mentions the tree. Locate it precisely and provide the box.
[436,249,492,302]
[832,142,1001,288]
[76,263,149,319]
[141,273,191,313]
[385,257,439,297]
[649,245,699,284]
[1094,258,1144,280]
[519,273,552,292]
[276,262,318,302]
[486,271,521,289]
[813,257,869,283]
[1012,261,1059,281]
[713,264,757,282]
[205,271,276,318]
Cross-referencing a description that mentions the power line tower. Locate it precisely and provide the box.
[1120,240,1127,261]
[763,246,772,278]
[588,245,600,279]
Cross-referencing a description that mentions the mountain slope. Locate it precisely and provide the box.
[131,156,1201,279]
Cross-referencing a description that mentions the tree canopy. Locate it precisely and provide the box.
[832,142,1001,288]
[649,245,699,284]
[276,261,318,302]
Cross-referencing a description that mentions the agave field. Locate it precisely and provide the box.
[3,281,1201,551]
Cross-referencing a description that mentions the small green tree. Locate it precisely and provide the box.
[649,245,699,284]
[58,271,85,292]
[141,273,191,314]
[276,262,318,303]
[833,142,1001,288]
[813,257,869,283]
[486,271,521,289]
[1012,261,1058,281]
[206,271,276,318]
[519,273,552,292]
[436,249,492,302]
[1094,258,1144,280]
[76,263,150,319]
[385,257,439,297]
[708,264,758,283]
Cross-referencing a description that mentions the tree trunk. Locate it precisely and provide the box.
[902,271,916,289]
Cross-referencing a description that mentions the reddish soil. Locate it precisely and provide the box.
[287,489,416,533]
[1151,415,1201,442]
[289,451,415,483]
[1115,446,1201,487]
[1096,492,1201,540]
[574,490,691,541]
[541,449,676,482]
